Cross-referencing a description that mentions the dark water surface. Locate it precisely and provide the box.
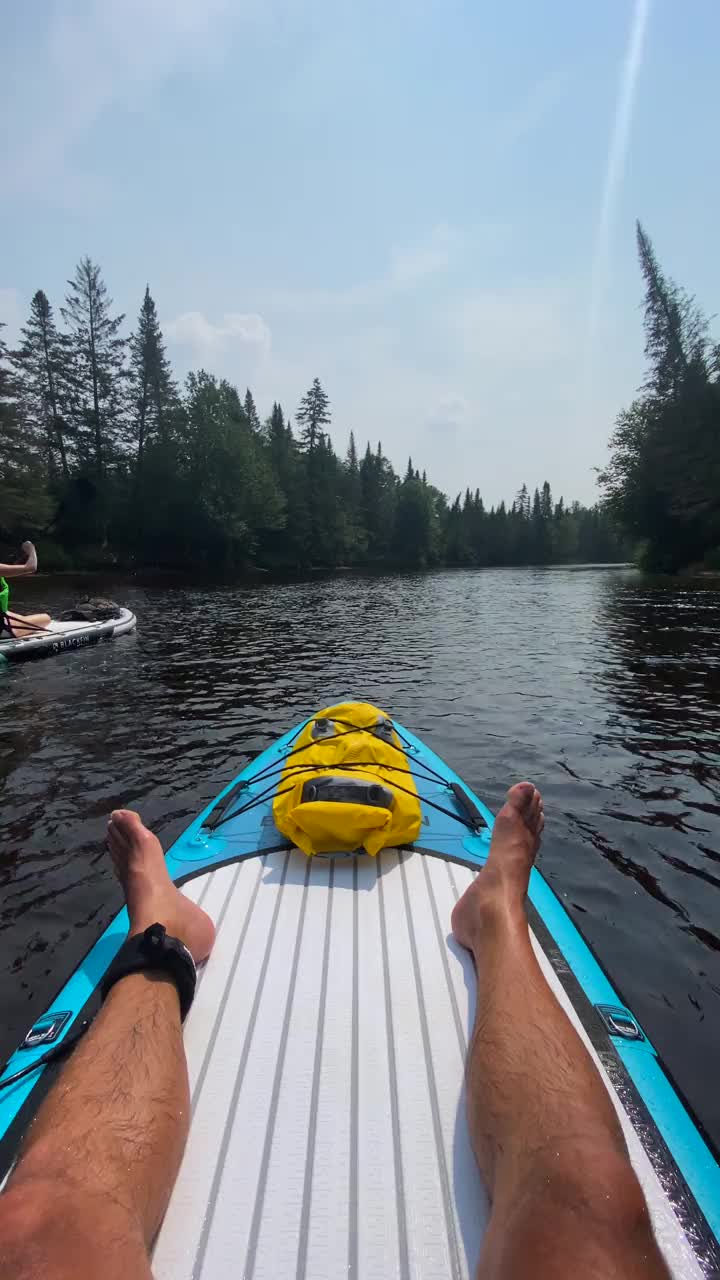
[2,567,720,1149]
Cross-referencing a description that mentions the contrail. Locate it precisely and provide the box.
[582,0,651,395]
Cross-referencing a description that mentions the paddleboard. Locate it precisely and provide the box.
[0,607,136,664]
[1,704,718,1277]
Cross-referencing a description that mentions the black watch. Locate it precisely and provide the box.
[101,923,197,1021]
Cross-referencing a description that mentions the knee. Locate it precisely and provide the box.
[592,1153,650,1232]
[0,1180,61,1257]
[541,1145,653,1240]
[496,1147,662,1278]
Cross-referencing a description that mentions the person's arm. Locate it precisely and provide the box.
[0,542,38,578]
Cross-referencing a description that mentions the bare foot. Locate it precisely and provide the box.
[107,810,215,964]
[451,782,544,953]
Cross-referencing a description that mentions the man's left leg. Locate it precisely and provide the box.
[6,611,51,634]
[0,811,214,1280]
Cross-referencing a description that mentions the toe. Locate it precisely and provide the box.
[528,788,545,831]
[110,809,144,835]
[107,815,129,851]
[506,782,534,815]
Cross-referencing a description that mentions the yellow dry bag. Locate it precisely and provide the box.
[272,701,422,856]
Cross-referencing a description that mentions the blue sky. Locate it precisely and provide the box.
[2,0,719,505]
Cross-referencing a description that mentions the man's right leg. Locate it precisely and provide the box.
[0,810,215,1280]
[452,784,670,1280]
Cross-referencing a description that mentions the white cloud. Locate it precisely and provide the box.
[2,0,240,202]
[163,309,270,366]
[424,392,471,437]
[262,225,458,312]
[386,225,457,287]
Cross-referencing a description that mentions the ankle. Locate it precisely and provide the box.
[462,887,526,953]
[128,905,179,941]
[126,877,175,928]
[480,865,527,918]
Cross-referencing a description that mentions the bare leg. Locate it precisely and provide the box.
[0,811,215,1280]
[452,784,670,1280]
[6,611,51,634]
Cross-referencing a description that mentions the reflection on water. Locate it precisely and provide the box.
[591,585,720,944]
[2,567,719,1146]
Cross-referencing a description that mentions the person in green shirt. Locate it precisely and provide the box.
[0,541,51,637]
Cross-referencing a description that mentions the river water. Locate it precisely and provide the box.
[2,567,719,1150]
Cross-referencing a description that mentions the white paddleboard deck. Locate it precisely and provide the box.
[153,848,704,1280]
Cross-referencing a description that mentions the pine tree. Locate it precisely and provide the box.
[394,463,437,567]
[1,324,52,528]
[347,430,358,474]
[376,444,397,555]
[14,290,70,478]
[514,483,530,519]
[61,257,126,476]
[244,389,260,433]
[1,323,25,482]
[340,430,366,562]
[344,431,361,514]
[636,222,706,400]
[359,442,379,549]
[296,377,330,452]
[129,285,178,472]
[531,479,554,562]
[265,404,299,523]
[445,494,471,564]
[601,224,720,570]
[294,379,334,563]
[530,486,549,563]
[180,372,284,563]
[266,402,287,463]
[1,249,636,569]
[261,405,313,567]
[310,433,343,564]
[358,441,396,560]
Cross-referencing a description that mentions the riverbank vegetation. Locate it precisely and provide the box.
[601,223,720,573]
[2,258,627,572]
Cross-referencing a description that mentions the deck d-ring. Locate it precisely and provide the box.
[597,1003,645,1041]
